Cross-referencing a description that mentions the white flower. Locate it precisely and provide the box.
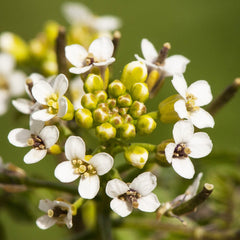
[31,74,69,121]
[65,37,115,74]
[165,120,213,179]
[106,172,160,217]
[62,2,121,32]
[0,53,26,115]
[8,119,59,164]
[172,74,215,128]
[54,136,114,199]
[135,38,190,77]
[36,199,72,229]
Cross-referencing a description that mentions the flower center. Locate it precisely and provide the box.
[46,93,59,114]
[71,157,96,178]
[47,206,68,219]
[86,53,95,65]
[27,134,46,150]
[173,143,191,159]
[0,74,8,90]
[186,93,199,112]
[118,188,141,208]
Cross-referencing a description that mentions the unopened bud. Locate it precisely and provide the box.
[49,144,62,155]
[136,115,156,135]
[131,82,149,102]
[124,145,149,169]
[93,107,109,123]
[81,93,98,110]
[109,114,123,128]
[84,74,104,93]
[61,96,74,121]
[117,94,132,107]
[119,123,136,139]
[108,80,126,97]
[129,101,147,119]
[95,90,108,103]
[75,108,93,128]
[96,123,116,141]
[106,98,117,109]
[91,66,109,89]
[122,114,133,123]
[119,107,129,115]
[120,61,148,90]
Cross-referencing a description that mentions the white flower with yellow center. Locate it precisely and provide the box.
[54,136,114,199]
[172,74,214,129]
[65,37,115,74]
[31,74,69,121]
[8,119,59,164]
[106,172,160,217]
[36,199,72,229]
[135,38,190,77]
[165,120,213,179]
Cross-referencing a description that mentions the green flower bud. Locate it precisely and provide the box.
[91,66,109,89]
[108,80,126,97]
[117,94,132,107]
[120,61,148,90]
[96,123,116,141]
[61,96,74,121]
[81,93,98,110]
[119,107,129,115]
[75,108,93,128]
[122,114,133,123]
[129,101,147,119]
[124,146,149,169]
[136,115,156,135]
[158,94,181,123]
[93,107,109,123]
[84,74,104,93]
[44,21,59,45]
[131,82,149,102]
[95,90,108,103]
[109,113,123,128]
[106,98,117,109]
[119,123,136,139]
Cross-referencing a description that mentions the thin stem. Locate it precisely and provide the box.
[112,30,121,57]
[207,78,240,116]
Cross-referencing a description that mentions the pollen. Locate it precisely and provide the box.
[46,93,59,114]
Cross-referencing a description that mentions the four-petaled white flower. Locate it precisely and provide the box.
[31,74,69,121]
[135,38,190,77]
[65,37,115,74]
[54,136,114,199]
[8,119,59,164]
[165,120,213,179]
[36,199,73,229]
[172,74,215,129]
[105,172,160,217]
[0,53,26,115]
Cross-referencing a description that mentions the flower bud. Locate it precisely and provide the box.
[120,61,148,90]
[106,98,117,109]
[44,21,59,44]
[119,123,136,139]
[75,108,93,128]
[49,144,62,155]
[84,74,104,93]
[93,107,109,123]
[61,96,74,121]
[117,94,132,107]
[136,115,156,135]
[95,90,108,103]
[108,80,126,97]
[158,94,181,123]
[131,82,149,102]
[122,114,133,123]
[129,101,147,119]
[118,107,129,115]
[109,114,123,128]
[124,145,149,169]
[91,66,109,89]
[96,123,116,141]
[81,93,98,110]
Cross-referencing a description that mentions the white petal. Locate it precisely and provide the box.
[188,132,213,158]
[93,16,121,31]
[69,65,92,74]
[79,175,100,199]
[31,109,54,121]
[39,126,59,148]
[171,74,188,98]
[65,136,86,161]
[52,74,68,97]
[93,57,115,67]
[54,161,79,183]
[65,44,88,67]
[8,71,26,96]
[190,108,215,128]
[141,39,158,63]
[165,143,176,163]
[29,118,45,134]
[129,172,157,196]
[89,152,113,176]
[12,98,33,114]
[110,198,132,217]
[187,80,213,106]
[105,179,129,198]
[24,149,47,164]
[57,97,68,118]
[8,128,31,147]
[172,157,195,179]
[89,37,114,61]
[32,81,53,105]
[36,215,56,230]
[137,193,160,212]
[134,54,158,69]
[164,55,190,77]
[0,90,9,115]
[0,53,15,74]
[173,120,194,144]
[174,99,188,119]
[38,199,54,212]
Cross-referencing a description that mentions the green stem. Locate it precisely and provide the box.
[131,143,157,152]
[147,111,159,120]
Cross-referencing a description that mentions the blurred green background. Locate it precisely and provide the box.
[0,0,240,239]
